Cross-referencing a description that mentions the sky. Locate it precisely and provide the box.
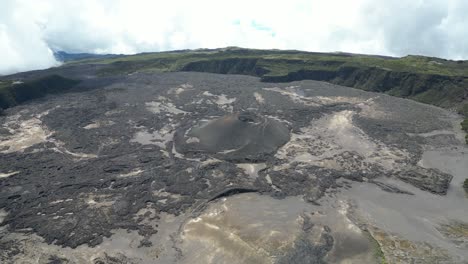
[1,0,468,75]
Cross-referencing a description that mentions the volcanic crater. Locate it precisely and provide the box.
[174,111,290,162]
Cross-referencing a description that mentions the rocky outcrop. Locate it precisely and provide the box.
[182,58,467,109]
[181,58,269,76]
[0,75,80,110]
[397,167,453,194]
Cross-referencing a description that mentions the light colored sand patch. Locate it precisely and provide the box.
[83,123,100,129]
[326,110,377,156]
[0,196,379,263]
[0,112,96,158]
[175,87,185,94]
[0,171,19,178]
[181,196,297,263]
[265,174,273,185]
[84,194,115,208]
[264,115,292,125]
[202,91,236,105]
[180,83,193,89]
[186,137,200,143]
[0,229,162,264]
[357,98,387,119]
[135,212,188,263]
[202,91,236,112]
[236,163,267,179]
[157,199,168,204]
[216,95,236,105]
[179,193,378,264]
[145,101,188,115]
[275,110,408,172]
[171,142,203,162]
[49,199,65,205]
[253,92,265,104]
[263,86,321,107]
[190,98,205,105]
[265,174,281,192]
[119,169,144,178]
[218,148,239,154]
[408,129,459,143]
[315,95,366,105]
[131,125,175,148]
[0,117,49,153]
[61,149,97,159]
[0,209,7,224]
[168,83,193,95]
[160,149,170,157]
[83,120,115,130]
[199,158,223,167]
[48,138,98,159]
[317,96,386,118]
[263,88,386,119]
[153,189,183,200]
[104,109,124,116]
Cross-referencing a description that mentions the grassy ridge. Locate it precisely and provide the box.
[460,104,468,144]
[461,118,468,144]
[73,47,468,77]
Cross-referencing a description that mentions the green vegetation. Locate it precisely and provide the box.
[460,104,468,144]
[439,221,468,239]
[464,179,468,192]
[0,75,80,109]
[366,232,387,264]
[462,119,468,144]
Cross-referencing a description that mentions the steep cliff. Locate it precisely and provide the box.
[181,58,467,110]
[0,75,80,109]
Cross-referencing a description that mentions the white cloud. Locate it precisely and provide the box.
[1,0,468,74]
[0,0,58,75]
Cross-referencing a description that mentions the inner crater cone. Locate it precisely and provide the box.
[174,112,290,162]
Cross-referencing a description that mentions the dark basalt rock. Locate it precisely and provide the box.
[0,71,459,260]
[397,167,453,195]
[277,217,334,264]
[371,180,414,195]
[174,111,290,162]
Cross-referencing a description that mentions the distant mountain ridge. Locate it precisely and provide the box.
[53,51,123,62]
